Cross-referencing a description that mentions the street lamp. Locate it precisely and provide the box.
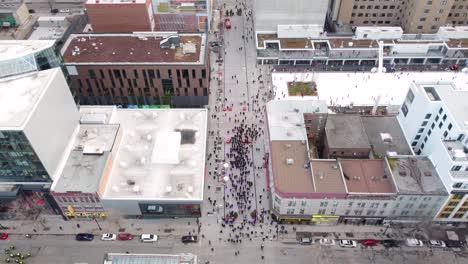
[93,217,102,231]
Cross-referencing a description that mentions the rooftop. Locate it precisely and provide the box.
[0,68,58,129]
[311,160,347,194]
[52,124,120,193]
[340,159,396,194]
[443,140,468,162]
[0,40,55,61]
[432,83,468,130]
[361,116,412,158]
[328,38,379,49]
[62,33,206,65]
[388,156,447,195]
[266,100,328,141]
[325,115,370,149]
[103,108,207,201]
[272,71,468,106]
[271,140,314,195]
[104,253,197,264]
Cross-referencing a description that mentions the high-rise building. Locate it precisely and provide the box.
[0,68,79,197]
[85,0,155,33]
[398,81,468,222]
[329,0,468,34]
[61,32,209,107]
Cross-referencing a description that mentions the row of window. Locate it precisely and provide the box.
[352,12,396,17]
[353,5,398,10]
[350,20,393,25]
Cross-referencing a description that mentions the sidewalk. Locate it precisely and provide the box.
[0,214,200,237]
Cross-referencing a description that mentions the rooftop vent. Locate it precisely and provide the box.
[424,171,432,177]
[399,169,407,176]
[286,158,294,165]
[380,133,393,143]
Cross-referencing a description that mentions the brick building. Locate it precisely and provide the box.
[329,0,468,34]
[85,0,155,33]
[61,32,209,107]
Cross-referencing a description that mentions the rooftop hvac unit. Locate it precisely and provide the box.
[286,158,294,165]
[160,35,180,49]
[82,145,105,155]
[182,43,197,54]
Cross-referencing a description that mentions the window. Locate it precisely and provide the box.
[418,128,424,133]
[424,9,430,13]
[353,5,358,9]
[421,143,425,149]
[352,13,356,17]
[274,196,281,204]
[424,136,428,143]
[431,123,435,129]
[401,103,409,117]
[320,201,329,207]
[301,201,307,206]
[412,141,417,146]
[439,107,443,114]
[425,113,432,119]
[420,17,427,21]
[435,115,440,122]
[431,25,438,30]
[406,89,415,103]
[286,209,295,214]
[448,123,453,130]
[318,209,326,215]
[452,165,462,171]
[426,0,433,5]
[434,17,440,21]
[428,130,432,136]
[439,122,443,128]
[443,114,447,121]
[417,25,424,29]
[421,121,428,126]
[299,209,305,214]
[444,131,448,137]
[415,135,421,140]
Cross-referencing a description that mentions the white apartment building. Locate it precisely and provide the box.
[398,81,468,223]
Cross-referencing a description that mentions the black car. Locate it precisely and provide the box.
[445,240,463,248]
[181,235,198,243]
[76,233,94,241]
[382,240,400,248]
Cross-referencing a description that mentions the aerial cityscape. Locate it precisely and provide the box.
[1,0,468,263]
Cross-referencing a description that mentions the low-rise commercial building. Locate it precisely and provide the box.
[61,32,209,107]
[0,0,29,28]
[256,26,468,68]
[266,99,450,225]
[104,253,197,264]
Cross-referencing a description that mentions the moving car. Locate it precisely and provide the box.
[0,233,8,240]
[140,234,158,242]
[428,240,446,248]
[339,239,357,248]
[361,239,379,247]
[101,233,117,241]
[117,233,134,241]
[382,240,400,248]
[319,238,335,246]
[300,237,312,245]
[405,238,423,247]
[224,18,231,30]
[181,235,198,243]
[76,233,94,241]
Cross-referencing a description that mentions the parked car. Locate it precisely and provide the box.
[0,233,8,240]
[76,233,94,241]
[445,240,463,248]
[300,237,312,245]
[428,240,446,248]
[405,238,423,247]
[28,9,35,13]
[140,234,158,242]
[319,238,335,246]
[361,239,379,247]
[181,235,198,243]
[382,240,400,248]
[51,9,59,14]
[59,9,70,13]
[101,233,116,241]
[117,233,134,241]
[339,239,357,248]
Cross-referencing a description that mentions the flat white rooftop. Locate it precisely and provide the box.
[86,0,146,4]
[101,108,207,201]
[266,100,327,141]
[0,40,55,61]
[272,71,468,106]
[0,68,58,128]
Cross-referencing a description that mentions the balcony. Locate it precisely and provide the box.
[443,140,468,162]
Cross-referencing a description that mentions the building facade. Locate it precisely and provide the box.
[0,0,29,27]
[398,81,468,223]
[256,26,468,68]
[85,0,155,33]
[61,32,209,108]
[329,0,468,34]
[0,68,79,199]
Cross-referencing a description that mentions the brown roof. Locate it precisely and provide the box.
[271,141,314,194]
[446,39,468,48]
[329,38,379,49]
[280,38,312,49]
[62,34,203,64]
[257,33,277,47]
[311,160,346,193]
[340,159,395,194]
